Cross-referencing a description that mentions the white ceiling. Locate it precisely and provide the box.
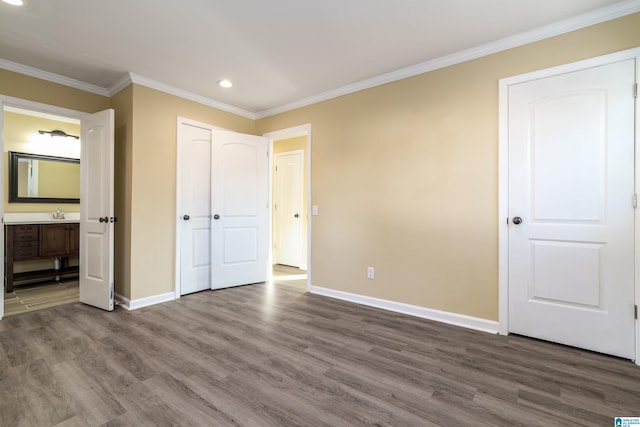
[0,0,638,117]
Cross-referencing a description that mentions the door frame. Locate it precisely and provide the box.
[498,47,640,364]
[273,149,305,268]
[174,117,225,298]
[0,94,90,319]
[263,124,312,288]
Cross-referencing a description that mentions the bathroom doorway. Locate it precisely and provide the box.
[2,105,82,316]
[1,97,117,317]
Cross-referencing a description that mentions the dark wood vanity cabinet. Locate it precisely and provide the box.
[41,223,78,257]
[5,223,80,293]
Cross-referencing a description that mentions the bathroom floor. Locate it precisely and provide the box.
[4,280,79,317]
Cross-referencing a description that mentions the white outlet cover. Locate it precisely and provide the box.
[312,205,318,215]
[367,266,374,279]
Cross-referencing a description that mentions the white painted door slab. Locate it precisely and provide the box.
[274,151,303,267]
[211,130,268,289]
[179,123,212,295]
[508,59,636,358]
[80,109,115,311]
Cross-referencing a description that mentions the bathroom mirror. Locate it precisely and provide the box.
[9,151,80,203]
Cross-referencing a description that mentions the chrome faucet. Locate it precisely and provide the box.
[53,208,65,220]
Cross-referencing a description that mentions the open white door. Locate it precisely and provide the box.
[211,129,268,289]
[80,109,115,311]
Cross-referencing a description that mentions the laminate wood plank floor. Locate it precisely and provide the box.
[4,281,79,317]
[1,279,639,426]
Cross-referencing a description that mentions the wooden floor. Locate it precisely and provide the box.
[4,281,79,317]
[1,279,639,426]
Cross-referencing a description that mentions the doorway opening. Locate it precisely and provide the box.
[265,125,311,287]
[1,96,115,318]
[2,105,81,317]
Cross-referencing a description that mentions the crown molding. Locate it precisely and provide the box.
[1,0,638,120]
[254,0,640,119]
[108,73,134,96]
[127,73,255,120]
[0,58,110,97]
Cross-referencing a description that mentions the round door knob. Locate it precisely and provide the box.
[213,214,220,220]
[294,213,299,218]
[99,216,109,223]
[512,216,523,225]
[183,215,190,221]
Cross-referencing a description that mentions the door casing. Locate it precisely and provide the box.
[0,95,108,318]
[264,124,312,287]
[498,47,640,364]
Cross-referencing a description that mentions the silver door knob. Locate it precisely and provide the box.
[213,214,220,220]
[183,215,190,220]
[512,216,523,224]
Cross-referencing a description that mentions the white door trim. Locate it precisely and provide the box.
[174,117,227,298]
[263,124,312,289]
[498,47,640,364]
[0,95,91,320]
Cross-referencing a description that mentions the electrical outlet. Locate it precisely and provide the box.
[367,266,375,279]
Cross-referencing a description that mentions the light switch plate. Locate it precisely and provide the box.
[312,205,318,216]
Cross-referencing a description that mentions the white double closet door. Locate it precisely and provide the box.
[179,122,268,295]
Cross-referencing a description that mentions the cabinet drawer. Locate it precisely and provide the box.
[13,231,39,241]
[13,246,39,260]
[13,224,38,233]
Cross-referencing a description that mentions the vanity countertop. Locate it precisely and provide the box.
[3,212,80,224]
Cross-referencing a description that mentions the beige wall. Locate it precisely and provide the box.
[37,161,80,199]
[3,108,82,213]
[128,85,255,300]
[1,13,639,317]
[111,85,134,299]
[256,13,640,321]
[273,136,308,268]
[0,69,110,113]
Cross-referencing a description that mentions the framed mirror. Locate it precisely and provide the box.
[9,151,80,203]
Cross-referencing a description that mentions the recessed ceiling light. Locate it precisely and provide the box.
[218,79,233,88]
[2,0,24,5]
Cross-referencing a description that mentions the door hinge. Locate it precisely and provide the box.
[635,304,638,320]
[634,83,638,99]
[634,194,637,209]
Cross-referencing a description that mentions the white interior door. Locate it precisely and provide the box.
[211,129,268,289]
[179,123,212,295]
[80,109,115,311]
[274,151,303,267]
[508,59,636,358]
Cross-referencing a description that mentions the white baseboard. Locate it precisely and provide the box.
[307,285,499,334]
[114,291,175,311]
